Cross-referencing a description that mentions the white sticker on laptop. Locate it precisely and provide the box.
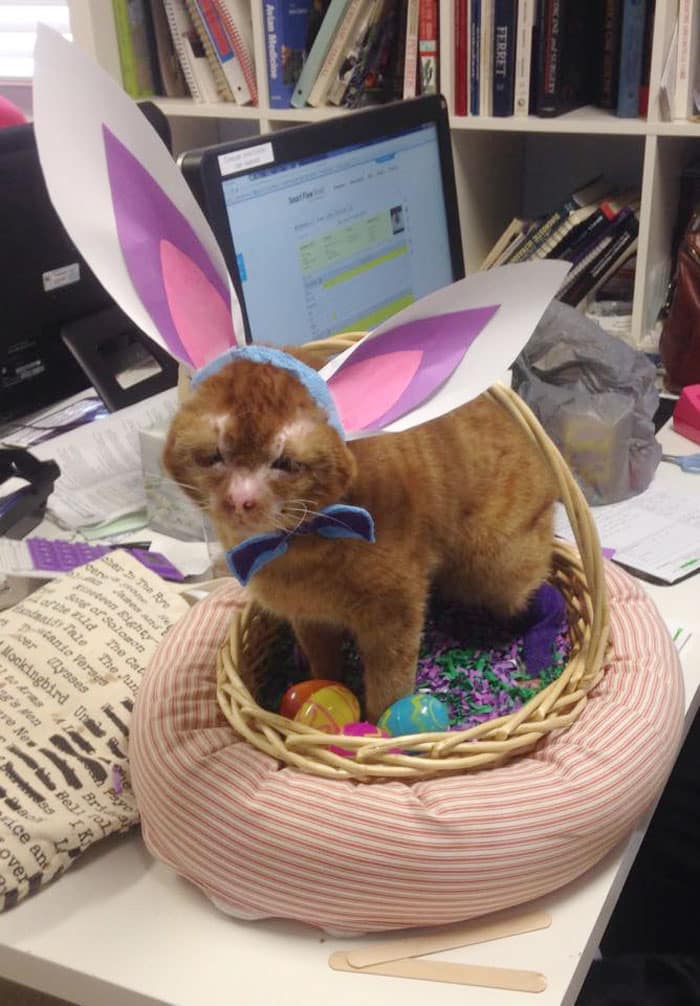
[42,262,80,292]
[218,142,274,176]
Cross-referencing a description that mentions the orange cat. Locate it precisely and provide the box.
[164,348,558,721]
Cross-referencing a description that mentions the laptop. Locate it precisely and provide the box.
[179,95,465,346]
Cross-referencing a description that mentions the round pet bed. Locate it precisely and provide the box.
[130,563,684,935]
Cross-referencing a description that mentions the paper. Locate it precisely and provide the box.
[555,485,700,583]
[320,260,571,437]
[5,389,178,532]
[0,391,107,449]
[33,27,243,367]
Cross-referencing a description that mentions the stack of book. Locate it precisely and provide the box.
[113,0,258,106]
[454,0,658,119]
[263,0,439,109]
[481,179,641,310]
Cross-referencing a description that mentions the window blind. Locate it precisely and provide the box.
[0,2,70,80]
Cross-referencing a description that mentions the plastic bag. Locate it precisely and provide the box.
[511,301,661,505]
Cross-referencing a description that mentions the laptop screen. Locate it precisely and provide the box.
[180,96,464,346]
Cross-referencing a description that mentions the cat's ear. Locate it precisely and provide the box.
[33,26,243,369]
[320,261,570,439]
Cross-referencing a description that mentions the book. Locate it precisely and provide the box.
[343,0,397,107]
[615,0,646,118]
[291,0,353,107]
[262,0,313,107]
[535,0,594,117]
[308,0,371,105]
[184,0,235,99]
[112,0,158,98]
[454,0,469,115]
[638,0,654,115]
[190,0,252,104]
[479,0,494,115]
[480,216,527,268]
[216,0,259,104]
[418,0,439,95]
[470,0,481,114]
[597,0,622,109]
[559,207,639,306]
[402,0,421,97]
[162,0,222,102]
[513,0,535,116]
[492,0,516,116]
[546,190,632,261]
[510,177,609,263]
[151,0,189,97]
[674,0,700,120]
[658,16,678,121]
[327,0,382,103]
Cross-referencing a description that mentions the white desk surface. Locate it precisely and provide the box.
[0,421,699,1006]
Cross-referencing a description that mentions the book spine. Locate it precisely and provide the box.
[599,0,622,108]
[479,0,494,115]
[112,0,148,98]
[328,0,379,104]
[308,0,368,105]
[161,0,205,101]
[291,0,353,108]
[513,0,535,116]
[418,0,439,95]
[151,0,189,97]
[674,0,696,119]
[470,0,481,114]
[615,0,645,118]
[192,0,249,103]
[185,0,235,99]
[262,0,310,107]
[510,207,567,262]
[562,210,639,305]
[403,0,421,97]
[454,0,468,114]
[638,0,654,115]
[548,207,607,260]
[215,0,258,104]
[535,0,561,116]
[492,0,516,116]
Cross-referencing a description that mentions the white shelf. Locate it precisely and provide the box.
[69,0,700,347]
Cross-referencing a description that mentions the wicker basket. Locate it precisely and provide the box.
[216,334,610,781]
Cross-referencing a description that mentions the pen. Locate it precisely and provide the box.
[107,541,151,551]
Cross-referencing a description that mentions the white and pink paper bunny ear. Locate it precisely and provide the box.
[320,259,570,440]
[33,26,244,369]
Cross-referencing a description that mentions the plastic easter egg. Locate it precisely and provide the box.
[294,684,361,733]
[378,693,450,737]
[330,721,389,757]
[279,679,337,719]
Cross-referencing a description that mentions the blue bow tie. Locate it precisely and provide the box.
[225,504,375,585]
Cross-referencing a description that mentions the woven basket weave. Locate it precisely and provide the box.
[216,334,610,780]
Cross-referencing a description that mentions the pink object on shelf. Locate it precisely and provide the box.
[0,96,27,127]
[672,385,700,445]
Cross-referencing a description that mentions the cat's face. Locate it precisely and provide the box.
[163,359,356,541]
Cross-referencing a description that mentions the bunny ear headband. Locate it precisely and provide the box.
[33,27,569,444]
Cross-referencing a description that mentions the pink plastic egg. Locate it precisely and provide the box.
[294,684,360,733]
[330,721,389,757]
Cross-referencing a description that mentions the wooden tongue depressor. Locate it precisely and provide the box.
[329,952,548,993]
[346,908,551,969]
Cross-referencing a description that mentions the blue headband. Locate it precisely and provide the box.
[192,346,345,439]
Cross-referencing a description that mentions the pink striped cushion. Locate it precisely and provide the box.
[130,563,684,934]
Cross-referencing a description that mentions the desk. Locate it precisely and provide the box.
[0,420,698,1006]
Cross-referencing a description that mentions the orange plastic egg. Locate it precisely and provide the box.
[279,679,337,719]
[294,684,361,733]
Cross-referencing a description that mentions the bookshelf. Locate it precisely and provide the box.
[68,0,700,347]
